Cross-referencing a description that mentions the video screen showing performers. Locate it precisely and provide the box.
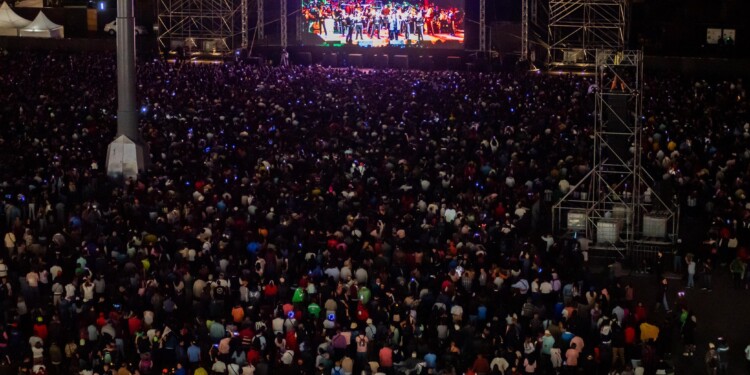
[301,0,464,48]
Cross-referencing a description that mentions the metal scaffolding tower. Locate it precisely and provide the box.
[552,50,679,261]
[241,0,248,48]
[296,10,302,43]
[158,0,240,51]
[280,0,287,47]
[478,0,486,52]
[547,0,628,66]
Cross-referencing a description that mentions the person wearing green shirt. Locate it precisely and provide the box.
[293,287,305,304]
[308,302,321,318]
[358,287,371,304]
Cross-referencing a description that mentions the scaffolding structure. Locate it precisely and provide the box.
[158,0,240,51]
[547,0,628,65]
[241,0,248,47]
[280,0,287,47]
[552,50,679,262]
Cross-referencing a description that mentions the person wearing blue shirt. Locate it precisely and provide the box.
[187,342,201,369]
[424,352,437,369]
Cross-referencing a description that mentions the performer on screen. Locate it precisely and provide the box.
[415,11,424,42]
[424,6,433,35]
[369,9,382,39]
[318,5,328,36]
[388,13,399,40]
[345,14,354,43]
[398,7,409,40]
[333,7,343,34]
[354,11,364,40]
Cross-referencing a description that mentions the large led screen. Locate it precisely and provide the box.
[301,0,464,48]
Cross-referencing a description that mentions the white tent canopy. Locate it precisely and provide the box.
[14,0,44,8]
[20,10,63,38]
[0,2,31,36]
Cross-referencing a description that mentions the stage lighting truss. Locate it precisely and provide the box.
[158,0,242,51]
[552,50,680,259]
[547,0,628,66]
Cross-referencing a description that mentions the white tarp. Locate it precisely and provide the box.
[0,2,31,36]
[106,135,147,180]
[14,0,43,7]
[20,10,63,38]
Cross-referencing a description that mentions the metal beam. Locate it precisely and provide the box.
[157,0,238,50]
[547,0,628,65]
[241,0,248,48]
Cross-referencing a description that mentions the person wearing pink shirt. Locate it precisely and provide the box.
[565,343,579,373]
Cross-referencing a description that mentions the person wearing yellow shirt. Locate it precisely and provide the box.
[639,321,659,343]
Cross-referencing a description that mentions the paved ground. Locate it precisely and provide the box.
[621,267,750,375]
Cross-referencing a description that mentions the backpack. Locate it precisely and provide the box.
[214,284,227,299]
[333,366,342,375]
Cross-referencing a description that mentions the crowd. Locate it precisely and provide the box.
[0,51,749,375]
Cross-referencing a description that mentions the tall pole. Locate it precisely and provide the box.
[107,0,148,179]
[257,0,264,39]
[478,0,485,52]
[116,0,138,142]
[521,0,528,61]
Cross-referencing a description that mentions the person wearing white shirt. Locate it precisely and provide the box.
[80,279,95,302]
[211,359,227,374]
[272,316,285,334]
[0,258,7,278]
[540,280,553,294]
[227,362,241,375]
[51,282,63,306]
[490,356,509,374]
[324,266,341,282]
[64,282,77,299]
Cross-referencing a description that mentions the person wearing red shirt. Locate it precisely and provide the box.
[472,353,491,375]
[264,281,278,298]
[128,314,142,337]
[33,320,48,342]
[246,347,261,365]
[379,344,393,371]
[285,330,297,353]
